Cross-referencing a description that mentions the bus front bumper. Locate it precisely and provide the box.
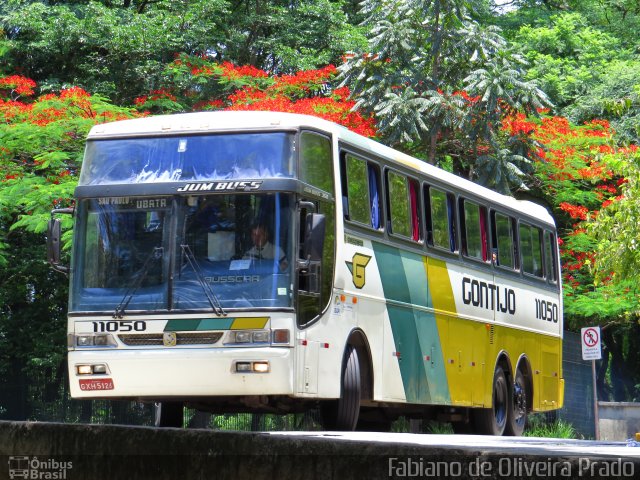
[68,347,294,399]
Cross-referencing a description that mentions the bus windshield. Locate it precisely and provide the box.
[70,193,294,313]
[79,133,295,185]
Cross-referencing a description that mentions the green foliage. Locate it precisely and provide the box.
[425,421,454,434]
[514,13,626,109]
[340,0,549,193]
[589,150,640,286]
[0,88,136,255]
[1,0,365,103]
[524,416,579,439]
[563,61,640,144]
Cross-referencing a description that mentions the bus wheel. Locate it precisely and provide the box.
[321,345,361,430]
[474,366,508,436]
[505,369,527,436]
[154,402,184,428]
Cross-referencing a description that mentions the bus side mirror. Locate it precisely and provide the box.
[47,208,73,274]
[298,213,325,295]
[302,213,325,262]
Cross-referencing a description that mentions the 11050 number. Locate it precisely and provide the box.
[534,299,559,323]
[92,320,147,332]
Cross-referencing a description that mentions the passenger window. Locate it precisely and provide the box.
[494,213,515,269]
[544,231,558,283]
[387,171,411,237]
[427,187,456,251]
[462,200,487,261]
[344,155,370,225]
[369,164,382,230]
[520,223,543,277]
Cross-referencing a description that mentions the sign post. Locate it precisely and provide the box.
[581,326,602,440]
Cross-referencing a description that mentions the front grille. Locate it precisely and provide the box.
[118,332,223,346]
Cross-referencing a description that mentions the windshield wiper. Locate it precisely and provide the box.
[180,244,227,316]
[113,247,163,319]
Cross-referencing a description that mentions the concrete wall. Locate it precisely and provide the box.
[599,402,640,441]
[1,421,639,480]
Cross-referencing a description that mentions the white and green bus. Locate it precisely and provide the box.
[48,111,563,434]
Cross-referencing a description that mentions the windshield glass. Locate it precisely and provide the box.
[70,197,171,312]
[70,193,294,312]
[79,133,295,185]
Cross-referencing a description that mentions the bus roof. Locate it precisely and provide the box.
[88,111,554,226]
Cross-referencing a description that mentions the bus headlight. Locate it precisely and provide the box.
[74,334,117,348]
[228,330,271,345]
[234,331,253,343]
[76,335,94,347]
[252,331,270,343]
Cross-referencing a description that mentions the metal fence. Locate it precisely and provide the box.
[554,330,595,438]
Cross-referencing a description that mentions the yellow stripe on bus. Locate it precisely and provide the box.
[230,317,270,330]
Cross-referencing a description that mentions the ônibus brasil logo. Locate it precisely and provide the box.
[8,456,72,479]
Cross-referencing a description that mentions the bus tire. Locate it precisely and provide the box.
[474,366,508,436]
[321,345,361,430]
[154,401,183,428]
[505,369,527,436]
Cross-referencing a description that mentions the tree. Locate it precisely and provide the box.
[507,111,640,401]
[1,0,366,104]
[339,0,549,193]
[0,76,138,419]
[512,12,627,110]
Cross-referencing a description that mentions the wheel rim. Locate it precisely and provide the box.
[513,378,527,428]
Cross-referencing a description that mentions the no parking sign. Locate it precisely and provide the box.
[581,326,602,361]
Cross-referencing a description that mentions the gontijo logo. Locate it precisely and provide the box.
[346,253,371,289]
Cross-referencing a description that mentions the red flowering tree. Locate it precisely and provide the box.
[502,113,639,323]
[503,112,640,400]
[0,75,141,419]
[136,54,377,138]
[0,76,138,262]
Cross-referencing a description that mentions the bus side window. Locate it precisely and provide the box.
[387,170,412,238]
[492,212,516,269]
[460,199,488,261]
[426,186,456,252]
[544,230,558,283]
[409,179,421,241]
[520,223,543,277]
[368,164,382,230]
[343,154,370,225]
[341,154,382,230]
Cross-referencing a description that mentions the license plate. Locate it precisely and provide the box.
[79,378,115,391]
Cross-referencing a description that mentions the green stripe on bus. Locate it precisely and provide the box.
[373,242,451,405]
[164,318,234,331]
[413,309,451,405]
[400,252,431,308]
[372,243,411,304]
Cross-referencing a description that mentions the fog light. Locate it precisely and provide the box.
[92,364,107,374]
[272,329,290,344]
[236,362,252,372]
[76,335,94,347]
[77,365,93,375]
[253,361,270,373]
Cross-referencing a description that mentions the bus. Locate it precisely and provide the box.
[48,111,563,434]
